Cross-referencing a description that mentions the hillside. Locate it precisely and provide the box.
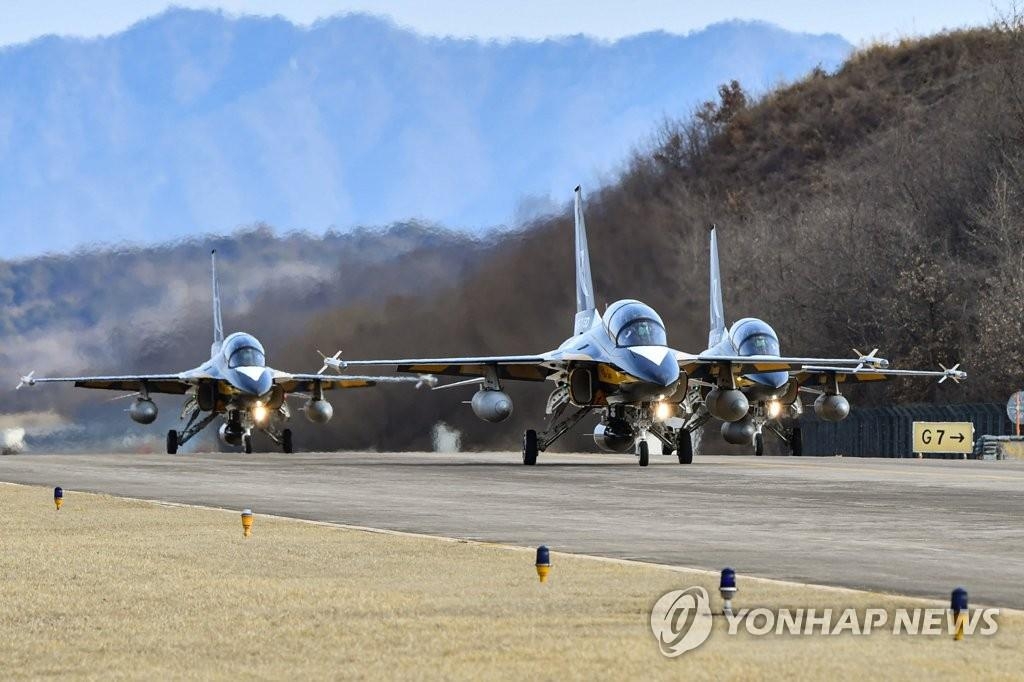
[0,9,851,257]
[5,23,1023,453]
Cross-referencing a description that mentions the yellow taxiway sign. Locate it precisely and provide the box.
[912,421,974,454]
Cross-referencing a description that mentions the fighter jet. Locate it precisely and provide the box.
[323,187,906,466]
[673,226,966,456]
[19,251,432,454]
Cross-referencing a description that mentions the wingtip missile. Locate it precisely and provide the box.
[939,363,966,384]
[852,348,889,370]
[316,350,343,375]
[16,371,35,390]
[414,374,438,389]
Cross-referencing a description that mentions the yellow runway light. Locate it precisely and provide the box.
[241,509,254,537]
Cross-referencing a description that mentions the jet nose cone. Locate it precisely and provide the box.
[628,346,680,387]
[652,357,681,387]
[234,366,273,396]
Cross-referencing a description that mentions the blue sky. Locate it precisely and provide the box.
[1,0,999,47]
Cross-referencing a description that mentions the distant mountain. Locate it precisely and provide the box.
[0,9,851,257]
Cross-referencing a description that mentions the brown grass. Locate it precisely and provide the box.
[0,483,1020,680]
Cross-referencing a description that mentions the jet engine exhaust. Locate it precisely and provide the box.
[706,387,749,422]
[471,389,513,423]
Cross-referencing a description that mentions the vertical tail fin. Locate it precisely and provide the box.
[708,226,727,348]
[211,250,224,356]
[573,185,597,335]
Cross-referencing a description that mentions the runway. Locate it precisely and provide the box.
[2,451,1022,607]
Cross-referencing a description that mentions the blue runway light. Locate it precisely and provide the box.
[951,587,968,641]
[720,567,738,616]
[535,545,551,583]
[53,486,63,511]
[951,587,968,613]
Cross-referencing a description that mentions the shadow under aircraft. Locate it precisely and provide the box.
[20,251,432,454]
[326,187,937,466]
[675,226,965,456]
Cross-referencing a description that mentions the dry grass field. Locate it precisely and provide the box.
[0,482,1020,680]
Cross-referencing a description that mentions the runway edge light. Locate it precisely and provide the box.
[535,545,551,583]
[241,509,254,538]
[951,587,968,641]
[720,567,737,616]
[53,486,63,511]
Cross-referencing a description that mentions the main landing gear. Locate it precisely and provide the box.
[520,396,593,465]
[522,429,538,465]
[637,440,650,467]
[259,426,295,454]
[676,429,694,464]
[753,423,803,456]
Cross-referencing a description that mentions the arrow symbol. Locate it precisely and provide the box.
[951,433,965,443]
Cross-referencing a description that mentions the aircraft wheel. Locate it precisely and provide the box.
[282,429,294,454]
[638,440,649,467]
[677,430,694,464]
[522,429,538,465]
[243,434,253,454]
[754,432,765,457]
[166,430,178,455]
[790,427,803,456]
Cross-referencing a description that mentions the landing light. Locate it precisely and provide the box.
[655,402,673,422]
[253,402,268,423]
[767,400,782,419]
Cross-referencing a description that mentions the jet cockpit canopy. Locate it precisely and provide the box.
[605,300,668,347]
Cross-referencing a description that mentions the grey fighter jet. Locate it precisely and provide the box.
[19,251,432,454]
[324,187,916,466]
[674,226,966,456]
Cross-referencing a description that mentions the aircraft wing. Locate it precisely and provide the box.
[332,355,558,381]
[273,373,440,393]
[272,374,378,393]
[793,365,966,389]
[19,374,194,394]
[676,353,871,379]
